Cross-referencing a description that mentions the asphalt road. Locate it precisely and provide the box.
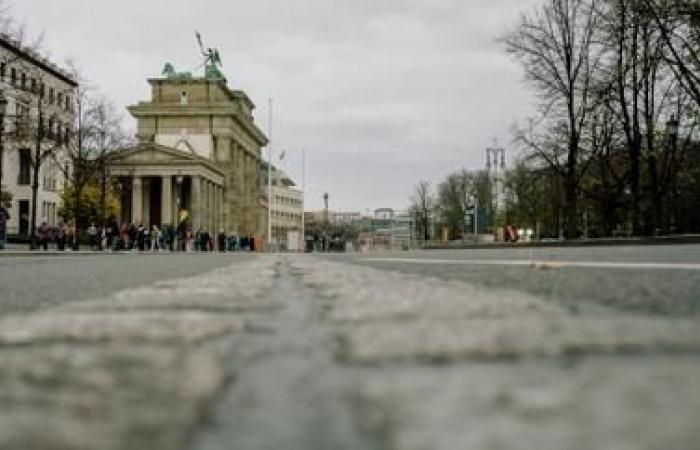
[334,244,700,316]
[0,253,249,314]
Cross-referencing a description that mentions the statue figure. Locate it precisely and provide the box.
[162,63,192,80]
[196,31,226,81]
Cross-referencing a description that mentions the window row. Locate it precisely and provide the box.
[272,211,302,221]
[17,149,67,187]
[0,63,72,110]
[12,113,71,146]
[274,195,302,207]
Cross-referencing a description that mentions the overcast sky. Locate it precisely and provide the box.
[9,0,540,212]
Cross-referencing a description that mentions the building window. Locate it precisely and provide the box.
[18,148,32,185]
[57,92,63,107]
[20,72,26,90]
[65,95,70,110]
[65,126,70,146]
[0,63,5,80]
[47,117,55,139]
[10,68,16,85]
[31,78,37,92]
[49,87,55,104]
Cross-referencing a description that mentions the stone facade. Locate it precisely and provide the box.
[108,77,268,238]
[0,34,77,237]
[263,164,303,250]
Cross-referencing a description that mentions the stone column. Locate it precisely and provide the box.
[207,181,215,234]
[205,180,209,232]
[161,176,173,226]
[191,175,202,230]
[132,176,143,225]
[217,185,223,233]
[209,181,214,233]
[142,179,151,226]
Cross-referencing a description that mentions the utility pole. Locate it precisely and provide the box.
[301,148,306,253]
[267,98,273,251]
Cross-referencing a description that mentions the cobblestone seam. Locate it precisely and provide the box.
[294,257,700,450]
[0,257,277,450]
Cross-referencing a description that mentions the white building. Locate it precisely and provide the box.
[0,33,77,237]
[263,163,303,251]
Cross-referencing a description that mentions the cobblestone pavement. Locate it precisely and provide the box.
[1,254,699,449]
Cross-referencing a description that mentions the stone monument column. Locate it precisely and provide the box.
[132,176,143,225]
[161,175,173,226]
[191,176,202,230]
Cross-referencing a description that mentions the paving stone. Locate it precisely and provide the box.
[0,312,243,346]
[0,256,279,450]
[0,344,226,450]
[338,316,700,363]
[296,259,570,323]
[354,356,700,450]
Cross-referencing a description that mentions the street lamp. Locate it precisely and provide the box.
[175,174,184,251]
[667,115,680,233]
[0,90,7,206]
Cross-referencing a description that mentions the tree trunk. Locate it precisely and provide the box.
[29,104,43,250]
[564,169,578,239]
[74,185,82,250]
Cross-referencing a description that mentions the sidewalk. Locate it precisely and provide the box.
[424,234,700,250]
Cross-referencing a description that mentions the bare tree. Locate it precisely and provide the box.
[409,180,434,243]
[90,98,129,225]
[641,0,700,105]
[505,0,603,238]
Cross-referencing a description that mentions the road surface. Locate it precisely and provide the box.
[0,245,698,450]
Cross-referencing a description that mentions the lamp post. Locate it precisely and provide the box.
[0,91,7,250]
[0,90,7,208]
[175,174,184,251]
[667,114,680,233]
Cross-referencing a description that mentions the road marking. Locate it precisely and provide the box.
[360,258,700,271]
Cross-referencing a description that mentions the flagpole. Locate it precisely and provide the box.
[267,98,273,252]
[301,148,306,253]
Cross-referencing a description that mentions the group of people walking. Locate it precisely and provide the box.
[33,217,259,253]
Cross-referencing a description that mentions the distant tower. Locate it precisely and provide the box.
[486,139,506,213]
[323,192,329,224]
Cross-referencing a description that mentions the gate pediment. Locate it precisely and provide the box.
[108,144,201,165]
[106,143,225,185]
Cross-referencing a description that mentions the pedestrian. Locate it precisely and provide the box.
[56,222,66,251]
[186,228,194,252]
[38,220,49,251]
[0,204,9,250]
[137,223,145,251]
[120,223,129,250]
[203,229,211,252]
[218,230,226,252]
[195,228,203,252]
[87,222,98,250]
[66,225,75,251]
[101,224,108,251]
[151,224,160,251]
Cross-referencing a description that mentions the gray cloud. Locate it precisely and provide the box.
[10,0,541,210]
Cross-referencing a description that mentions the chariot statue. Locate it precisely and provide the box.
[196,31,226,81]
[162,63,192,80]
